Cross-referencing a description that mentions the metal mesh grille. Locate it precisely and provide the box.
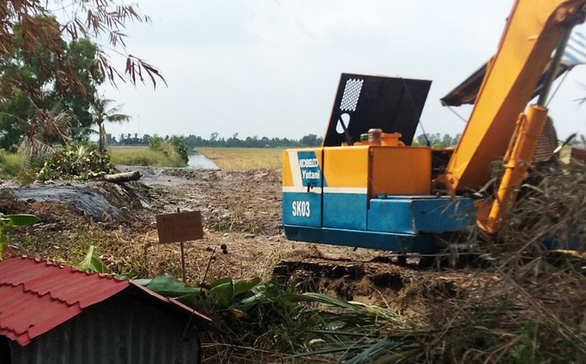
[340,79,364,112]
[533,117,558,162]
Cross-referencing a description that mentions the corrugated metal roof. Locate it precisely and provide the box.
[0,256,210,347]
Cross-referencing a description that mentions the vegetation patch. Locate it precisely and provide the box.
[110,144,185,167]
[37,143,115,181]
[0,151,23,179]
[148,135,189,166]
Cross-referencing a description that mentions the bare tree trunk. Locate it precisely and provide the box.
[103,171,140,183]
[98,122,106,154]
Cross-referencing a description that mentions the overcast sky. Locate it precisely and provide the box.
[100,0,586,141]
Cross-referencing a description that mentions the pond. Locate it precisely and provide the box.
[188,152,219,170]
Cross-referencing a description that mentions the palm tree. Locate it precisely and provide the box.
[91,98,130,153]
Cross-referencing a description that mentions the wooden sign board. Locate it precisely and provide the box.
[156,211,204,244]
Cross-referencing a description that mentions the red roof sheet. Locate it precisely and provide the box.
[0,256,210,346]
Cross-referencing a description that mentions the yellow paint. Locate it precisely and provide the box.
[370,147,431,196]
[282,148,325,188]
[446,0,586,192]
[322,145,431,196]
[381,133,405,147]
[324,146,370,188]
[481,105,549,233]
[282,150,294,187]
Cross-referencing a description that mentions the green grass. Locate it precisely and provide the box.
[0,151,24,178]
[197,147,283,170]
[109,145,185,167]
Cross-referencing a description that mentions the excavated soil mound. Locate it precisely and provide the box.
[3,181,145,222]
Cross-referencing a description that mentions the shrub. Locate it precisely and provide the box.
[169,136,189,165]
[37,143,115,181]
[148,135,188,166]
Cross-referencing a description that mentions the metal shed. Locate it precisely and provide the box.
[0,256,211,364]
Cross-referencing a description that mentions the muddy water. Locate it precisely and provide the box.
[188,153,218,170]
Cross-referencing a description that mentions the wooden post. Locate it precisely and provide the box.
[180,241,186,282]
[177,208,186,282]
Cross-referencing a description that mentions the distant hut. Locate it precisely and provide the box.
[0,256,210,364]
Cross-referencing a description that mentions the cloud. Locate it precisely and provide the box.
[104,0,586,140]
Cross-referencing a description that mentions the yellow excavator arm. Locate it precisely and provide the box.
[445,0,586,194]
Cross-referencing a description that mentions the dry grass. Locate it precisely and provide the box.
[415,162,586,363]
[197,147,283,170]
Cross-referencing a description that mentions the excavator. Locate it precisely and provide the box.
[282,0,586,253]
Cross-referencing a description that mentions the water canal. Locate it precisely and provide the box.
[187,152,219,170]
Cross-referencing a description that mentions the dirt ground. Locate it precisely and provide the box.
[1,166,491,307]
[3,165,585,363]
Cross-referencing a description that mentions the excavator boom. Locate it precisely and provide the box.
[446,0,586,193]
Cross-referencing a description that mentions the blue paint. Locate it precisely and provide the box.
[283,192,322,227]
[283,190,475,252]
[543,233,584,250]
[296,151,327,187]
[368,196,474,234]
[283,225,438,253]
[367,198,415,234]
[411,197,475,232]
[323,193,368,230]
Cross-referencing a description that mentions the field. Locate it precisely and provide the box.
[108,146,284,170]
[197,147,283,169]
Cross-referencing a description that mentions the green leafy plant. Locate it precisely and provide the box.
[168,136,189,165]
[75,245,108,273]
[148,135,189,166]
[0,213,39,259]
[37,142,115,181]
[207,276,262,307]
[133,274,202,307]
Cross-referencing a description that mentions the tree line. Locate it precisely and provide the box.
[107,133,325,148]
[107,132,465,149]
[413,133,462,148]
